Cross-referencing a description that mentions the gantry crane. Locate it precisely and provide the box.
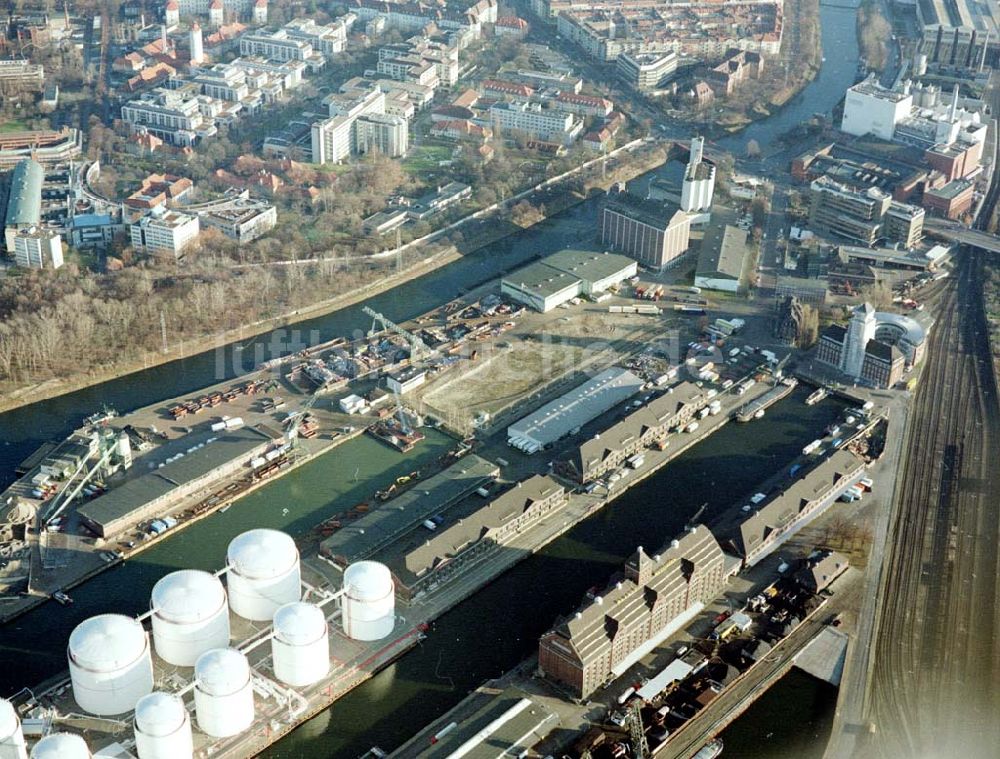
[362,306,435,360]
[44,430,118,526]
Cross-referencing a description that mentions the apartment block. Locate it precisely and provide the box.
[198,201,276,242]
[121,88,218,146]
[617,51,677,91]
[129,207,201,256]
[489,101,582,145]
[12,227,63,269]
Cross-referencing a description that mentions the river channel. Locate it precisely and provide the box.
[0,3,862,754]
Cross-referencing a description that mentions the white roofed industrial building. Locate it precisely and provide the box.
[501,249,637,312]
[507,367,643,449]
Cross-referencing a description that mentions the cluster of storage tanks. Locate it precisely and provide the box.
[1,529,397,759]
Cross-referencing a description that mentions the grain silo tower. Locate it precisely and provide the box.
[0,697,27,759]
[193,649,255,738]
[226,529,301,621]
[133,692,193,759]
[341,561,395,641]
[68,614,154,716]
[151,570,231,666]
[29,733,90,758]
[271,602,330,687]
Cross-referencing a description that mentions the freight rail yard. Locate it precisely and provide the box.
[0,237,901,757]
[867,250,1000,757]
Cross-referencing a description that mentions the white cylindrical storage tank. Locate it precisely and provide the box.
[30,733,90,759]
[0,698,27,759]
[341,561,395,641]
[151,570,230,666]
[68,614,154,716]
[226,529,301,621]
[271,602,330,687]
[134,692,193,759]
[194,649,254,738]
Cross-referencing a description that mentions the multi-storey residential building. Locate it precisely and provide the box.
[707,50,763,96]
[0,128,82,168]
[129,207,201,256]
[490,101,582,145]
[559,383,704,483]
[12,227,63,269]
[482,79,534,102]
[601,190,691,270]
[347,0,497,38]
[539,525,727,698]
[552,0,782,62]
[379,37,460,85]
[283,16,352,56]
[376,54,439,86]
[882,202,924,248]
[809,177,891,245]
[239,30,315,63]
[228,56,306,90]
[354,113,409,157]
[198,200,276,242]
[121,88,217,146]
[549,92,614,117]
[0,60,45,89]
[617,51,677,90]
[168,0,260,20]
[190,63,250,101]
[311,86,400,163]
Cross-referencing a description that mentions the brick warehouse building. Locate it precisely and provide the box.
[538,525,727,698]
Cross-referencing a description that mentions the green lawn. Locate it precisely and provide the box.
[0,119,29,133]
[402,144,454,175]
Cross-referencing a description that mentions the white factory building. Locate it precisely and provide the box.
[507,366,644,451]
[501,248,637,312]
[680,136,715,213]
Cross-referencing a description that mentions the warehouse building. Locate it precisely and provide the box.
[507,367,644,450]
[393,687,558,759]
[78,427,273,539]
[736,449,866,566]
[500,249,637,312]
[539,524,727,698]
[559,382,704,483]
[695,214,750,293]
[600,188,691,270]
[377,475,567,601]
[320,455,500,564]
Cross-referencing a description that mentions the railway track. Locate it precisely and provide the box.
[866,250,1000,757]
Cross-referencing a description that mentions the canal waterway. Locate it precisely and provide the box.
[0,3,863,754]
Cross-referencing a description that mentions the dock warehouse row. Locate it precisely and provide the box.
[507,367,645,451]
[78,427,274,539]
[320,455,500,565]
[361,474,567,602]
[500,249,637,312]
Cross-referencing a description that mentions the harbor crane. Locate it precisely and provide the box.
[362,306,435,360]
[392,389,412,435]
[626,699,649,759]
[44,430,119,526]
[285,393,321,444]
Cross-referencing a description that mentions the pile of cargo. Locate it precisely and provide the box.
[169,379,277,419]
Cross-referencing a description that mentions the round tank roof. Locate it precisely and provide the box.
[30,732,90,759]
[343,561,393,601]
[152,570,227,623]
[273,602,326,645]
[134,692,186,737]
[227,529,298,579]
[0,697,18,738]
[68,614,147,673]
[195,648,250,697]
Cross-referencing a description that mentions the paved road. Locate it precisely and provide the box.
[864,250,1000,758]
